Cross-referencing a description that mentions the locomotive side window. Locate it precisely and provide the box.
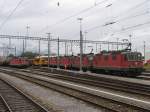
[124,54,127,61]
[137,54,142,60]
[130,54,134,60]
[128,53,134,61]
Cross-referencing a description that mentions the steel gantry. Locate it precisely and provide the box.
[0,46,16,56]
[0,34,130,45]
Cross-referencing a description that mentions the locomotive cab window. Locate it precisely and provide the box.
[126,53,142,61]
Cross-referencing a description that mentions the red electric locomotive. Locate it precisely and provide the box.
[33,47,143,76]
[9,57,29,68]
[71,54,91,71]
[46,50,143,76]
[49,56,57,68]
[91,51,143,76]
[59,56,72,69]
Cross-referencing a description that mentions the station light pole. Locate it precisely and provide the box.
[84,31,88,53]
[47,33,51,68]
[25,25,30,52]
[129,34,132,51]
[38,39,41,67]
[116,38,119,51]
[144,41,146,62]
[15,46,16,57]
[71,42,73,55]
[96,43,98,53]
[38,39,41,57]
[65,42,67,56]
[23,39,25,55]
[99,44,102,52]
[9,37,11,55]
[108,43,109,51]
[78,18,83,72]
[57,38,60,69]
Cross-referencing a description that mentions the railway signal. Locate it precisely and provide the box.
[77,18,83,72]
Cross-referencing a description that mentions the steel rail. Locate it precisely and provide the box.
[23,67,150,97]
[0,67,149,112]
[0,94,13,112]
[0,78,49,112]
[1,67,150,96]
[1,67,150,97]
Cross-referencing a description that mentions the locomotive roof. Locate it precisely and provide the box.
[96,50,141,55]
[121,51,141,54]
[35,55,56,58]
[35,56,47,58]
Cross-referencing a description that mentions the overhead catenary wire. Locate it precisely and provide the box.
[121,21,150,31]
[86,10,150,33]
[0,0,7,18]
[84,6,150,34]
[115,10,150,23]
[39,0,109,32]
[63,11,147,40]
[105,19,150,38]
[0,0,24,31]
[48,1,117,38]
[63,0,150,38]
[113,0,149,19]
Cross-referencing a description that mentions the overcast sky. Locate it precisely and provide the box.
[0,0,150,57]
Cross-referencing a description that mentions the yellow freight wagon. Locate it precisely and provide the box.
[33,56,48,66]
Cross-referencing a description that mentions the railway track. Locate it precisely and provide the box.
[141,72,150,76]
[1,67,150,96]
[22,67,150,97]
[0,77,49,112]
[0,94,12,112]
[0,67,150,112]
[29,67,150,82]
[34,67,150,80]
[137,75,150,80]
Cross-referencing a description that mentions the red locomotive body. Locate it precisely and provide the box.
[71,56,80,70]
[71,55,90,71]
[92,51,143,76]
[59,56,71,69]
[49,57,57,67]
[32,50,144,76]
[82,55,90,71]
[9,57,29,68]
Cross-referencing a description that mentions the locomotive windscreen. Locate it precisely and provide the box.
[125,52,142,61]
